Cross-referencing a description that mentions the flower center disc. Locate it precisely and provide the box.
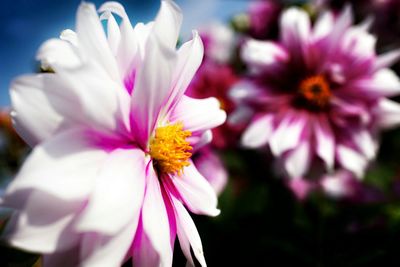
[298,75,331,107]
[149,122,192,176]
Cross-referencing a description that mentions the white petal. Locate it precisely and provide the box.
[3,191,80,254]
[374,49,400,71]
[130,33,176,147]
[241,39,288,69]
[241,114,274,148]
[37,38,82,70]
[170,95,226,135]
[80,218,138,267]
[76,148,146,235]
[170,162,220,216]
[280,8,311,62]
[100,12,121,55]
[284,141,311,178]
[171,195,206,267]
[141,166,174,267]
[351,130,376,160]
[164,31,204,114]
[10,74,64,146]
[313,12,334,41]
[356,68,400,97]
[373,98,400,129]
[99,1,142,78]
[4,128,107,201]
[153,0,182,50]
[337,145,367,179]
[314,115,335,170]
[76,2,120,81]
[270,113,307,156]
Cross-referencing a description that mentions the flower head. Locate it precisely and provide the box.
[2,1,226,266]
[236,6,400,188]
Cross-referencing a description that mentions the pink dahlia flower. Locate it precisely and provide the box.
[236,7,400,183]
[2,1,226,266]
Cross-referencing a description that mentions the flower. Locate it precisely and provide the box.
[235,6,400,188]
[248,0,282,40]
[2,1,226,266]
[192,147,228,195]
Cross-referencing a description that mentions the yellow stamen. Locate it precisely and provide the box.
[149,122,192,176]
[298,75,331,107]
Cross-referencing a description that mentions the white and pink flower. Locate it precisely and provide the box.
[2,1,226,266]
[236,6,400,189]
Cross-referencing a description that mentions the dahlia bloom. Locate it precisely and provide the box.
[248,0,282,40]
[2,1,226,266]
[237,7,400,184]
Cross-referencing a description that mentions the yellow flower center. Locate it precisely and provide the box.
[149,122,192,176]
[298,75,331,107]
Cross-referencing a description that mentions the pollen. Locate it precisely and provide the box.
[149,122,192,176]
[298,75,331,107]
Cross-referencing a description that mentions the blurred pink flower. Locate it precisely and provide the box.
[192,147,228,195]
[236,6,400,184]
[248,0,282,39]
[198,22,236,64]
[188,61,243,150]
[2,1,226,266]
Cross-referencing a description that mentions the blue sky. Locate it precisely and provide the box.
[0,0,248,106]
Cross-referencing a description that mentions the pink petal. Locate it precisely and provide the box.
[287,179,314,201]
[193,148,228,195]
[42,245,80,267]
[169,162,220,216]
[76,148,146,235]
[241,114,274,148]
[3,191,80,254]
[4,128,107,201]
[131,218,160,267]
[140,165,174,266]
[171,195,207,267]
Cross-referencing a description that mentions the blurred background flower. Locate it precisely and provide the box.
[2,0,400,266]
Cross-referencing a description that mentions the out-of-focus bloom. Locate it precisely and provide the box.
[198,22,236,64]
[192,147,227,195]
[188,62,240,149]
[2,1,226,266]
[236,6,400,192]
[314,0,400,50]
[0,109,27,180]
[248,0,282,39]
